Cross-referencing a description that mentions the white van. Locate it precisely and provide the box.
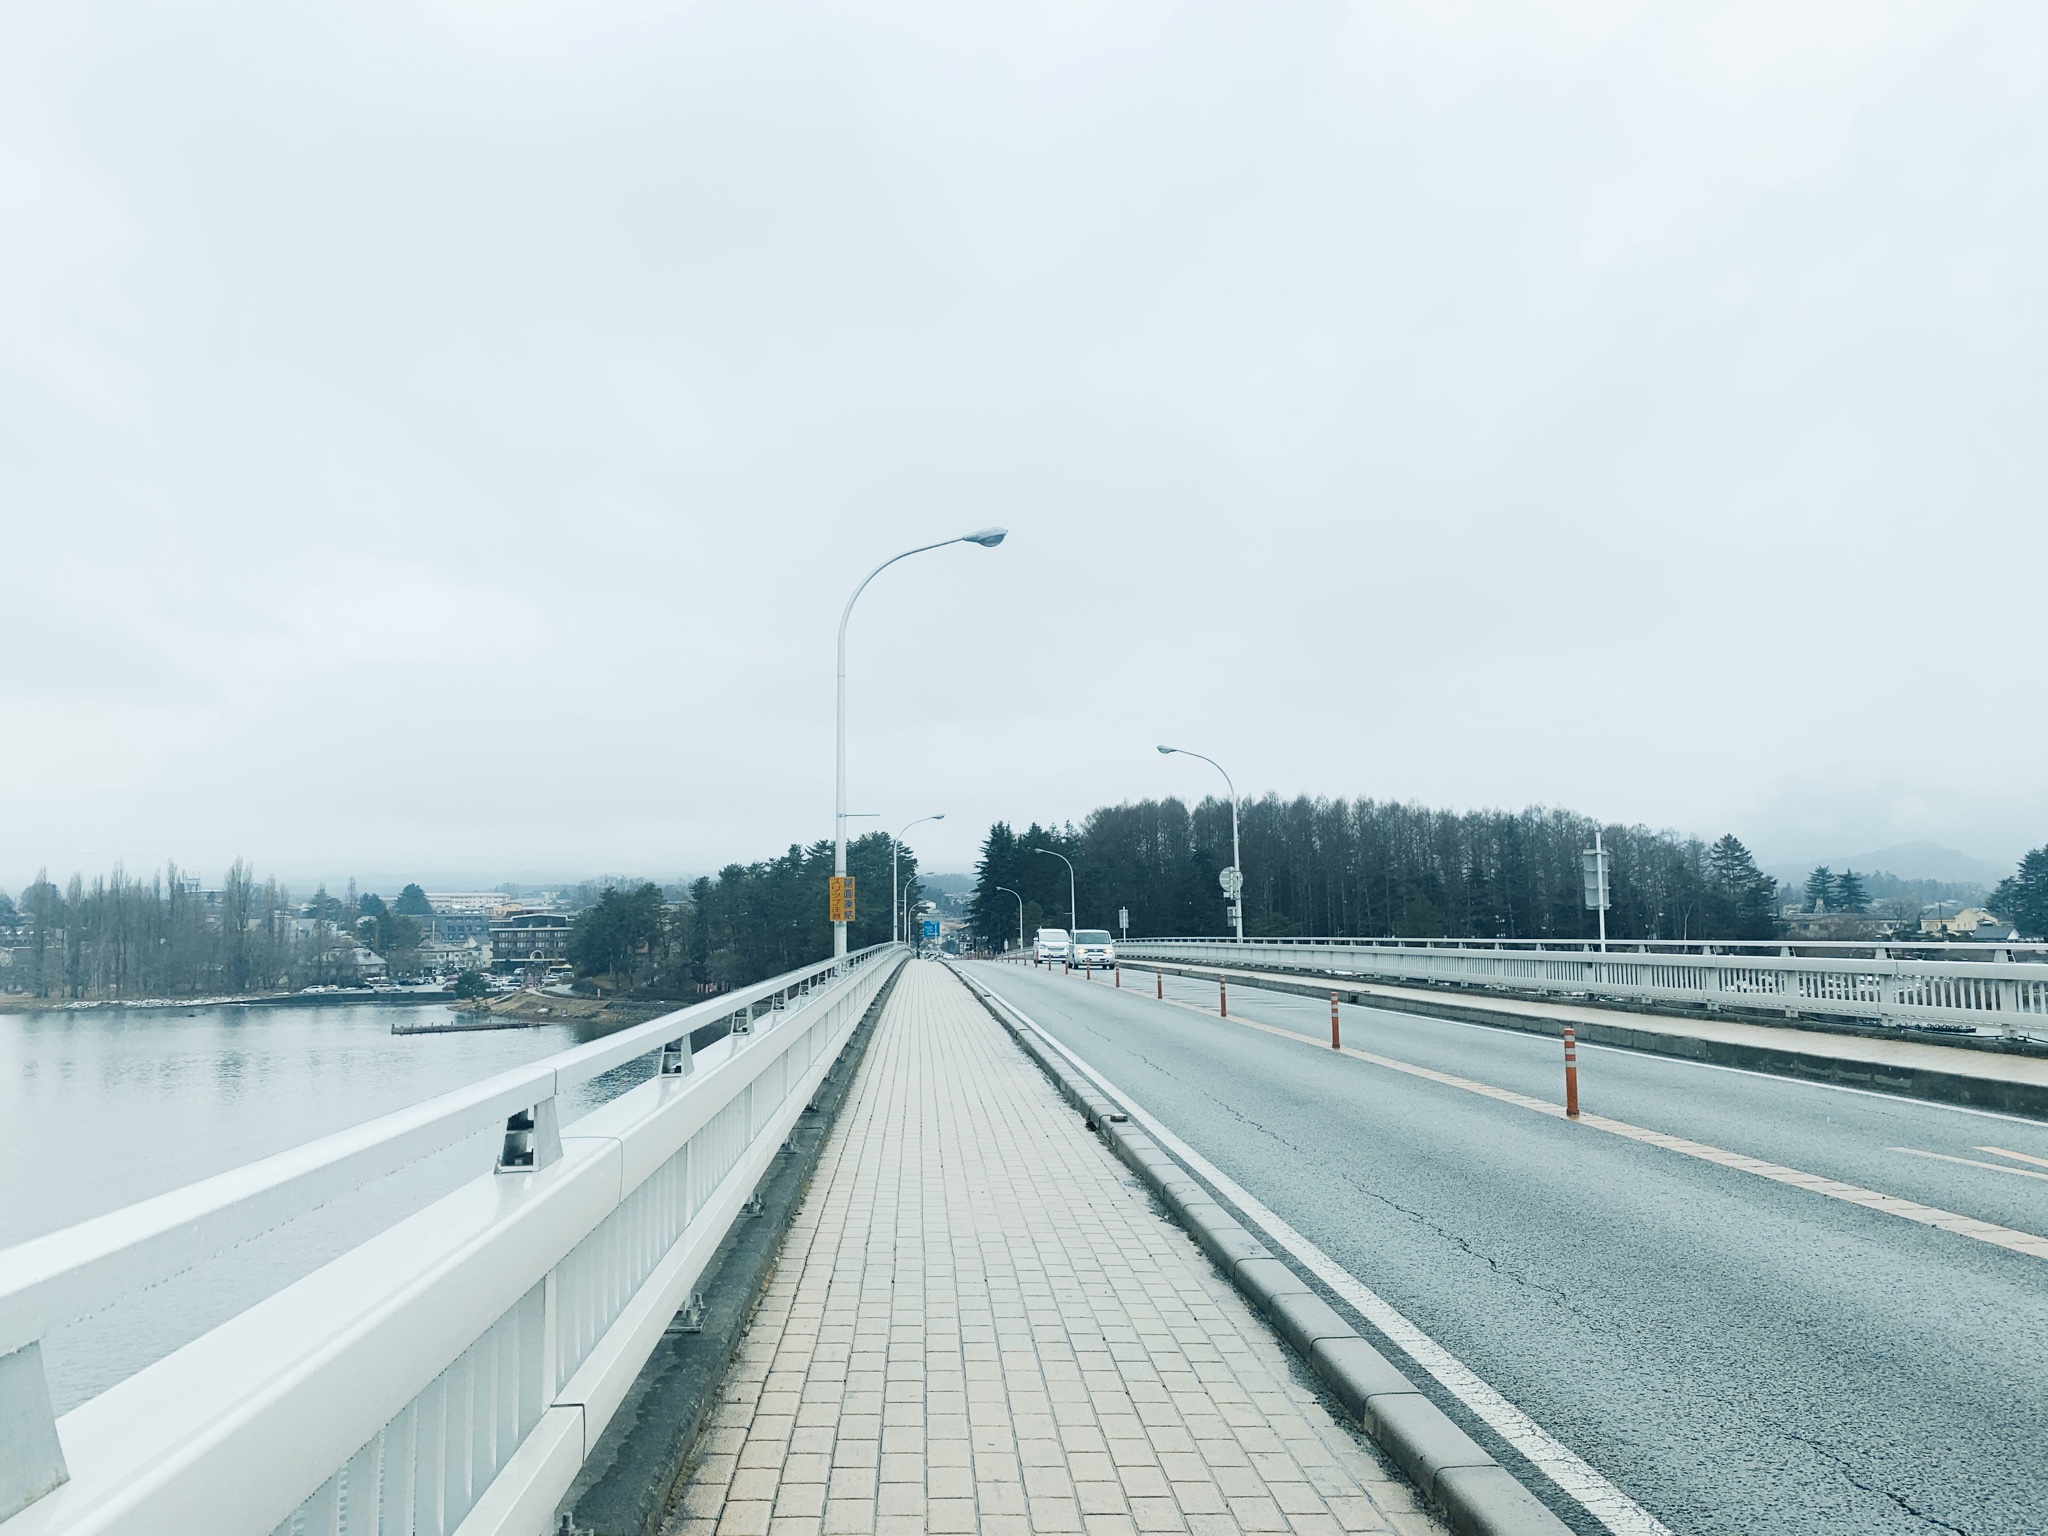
[1070,930,1115,969]
[1035,928,1070,964]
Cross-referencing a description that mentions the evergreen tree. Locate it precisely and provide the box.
[1706,835,1780,939]
[1832,869,1869,914]
[568,883,667,985]
[967,796,1788,947]
[1990,846,2048,939]
[393,883,434,916]
[1803,867,1836,912]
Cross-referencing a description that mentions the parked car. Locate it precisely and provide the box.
[1035,927,1070,964]
[1070,930,1115,969]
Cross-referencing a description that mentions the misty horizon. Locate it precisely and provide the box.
[5,4,2043,889]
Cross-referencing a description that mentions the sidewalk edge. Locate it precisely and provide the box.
[948,965,1573,1536]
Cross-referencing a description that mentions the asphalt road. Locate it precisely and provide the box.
[962,959,2048,1536]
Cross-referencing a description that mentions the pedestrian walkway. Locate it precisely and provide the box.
[663,960,1440,1536]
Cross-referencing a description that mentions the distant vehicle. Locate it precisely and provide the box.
[1071,930,1115,968]
[1035,927,1070,964]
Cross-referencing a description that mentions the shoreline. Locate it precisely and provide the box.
[0,989,457,1015]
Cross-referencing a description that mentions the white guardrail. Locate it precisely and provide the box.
[0,943,908,1536]
[1112,937,2048,1038]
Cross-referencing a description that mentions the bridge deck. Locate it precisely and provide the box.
[665,960,1436,1536]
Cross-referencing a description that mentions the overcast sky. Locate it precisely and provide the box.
[3,1,2043,893]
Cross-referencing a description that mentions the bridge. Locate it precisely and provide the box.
[4,935,2047,1535]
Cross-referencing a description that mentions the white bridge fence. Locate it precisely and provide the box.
[1111,936,2048,1039]
[0,943,906,1536]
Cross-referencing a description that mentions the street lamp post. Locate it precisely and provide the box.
[834,528,1006,960]
[894,814,943,947]
[1158,745,1243,941]
[995,885,1026,952]
[1033,848,1077,934]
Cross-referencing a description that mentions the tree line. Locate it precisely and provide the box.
[566,832,920,995]
[0,862,366,1000]
[968,795,1783,948]
[0,828,929,1003]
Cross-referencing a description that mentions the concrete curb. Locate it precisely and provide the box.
[1130,958,2048,1121]
[952,968,1573,1536]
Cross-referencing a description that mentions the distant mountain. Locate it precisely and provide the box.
[1764,840,2008,888]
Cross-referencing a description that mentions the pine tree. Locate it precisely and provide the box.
[1832,869,1869,914]
[1990,846,2048,939]
[1803,867,1836,912]
[1707,835,1780,939]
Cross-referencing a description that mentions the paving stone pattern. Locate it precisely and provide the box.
[663,960,1443,1536]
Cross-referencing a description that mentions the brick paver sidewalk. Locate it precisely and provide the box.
[664,960,1441,1536]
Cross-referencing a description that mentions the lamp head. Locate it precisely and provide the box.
[961,526,1008,548]
[1156,745,1176,755]
[933,813,945,820]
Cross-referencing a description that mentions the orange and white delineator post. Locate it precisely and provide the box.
[1156,969,1163,1000]
[1219,974,1228,1018]
[1330,992,1341,1050]
[1564,1026,1580,1118]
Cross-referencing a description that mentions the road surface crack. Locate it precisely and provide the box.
[1120,1042,1579,1311]
[1782,1431,1969,1534]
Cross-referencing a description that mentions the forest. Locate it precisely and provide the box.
[968,795,1782,949]
[566,832,918,994]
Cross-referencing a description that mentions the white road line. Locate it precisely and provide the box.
[1983,1144,2048,1170]
[965,970,1674,1536]
[1893,1147,2048,1182]
[1147,975,2048,1264]
[1188,973,2048,1130]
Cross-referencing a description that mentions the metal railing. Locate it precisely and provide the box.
[1112,937,2048,1038]
[0,944,907,1536]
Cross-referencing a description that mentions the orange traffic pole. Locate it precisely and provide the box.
[1330,992,1341,1050]
[1156,969,1163,1000]
[1564,1027,1580,1119]
[1115,964,1121,989]
[1219,974,1228,1019]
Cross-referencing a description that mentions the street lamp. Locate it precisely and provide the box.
[894,814,944,947]
[995,885,1026,952]
[834,528,1007,959]
[1033,847,1077,934]
[1158,744,1243,941]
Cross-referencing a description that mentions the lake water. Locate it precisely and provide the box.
[0,1000,661,1411]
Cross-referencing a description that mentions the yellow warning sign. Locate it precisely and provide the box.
[829,876,855,923]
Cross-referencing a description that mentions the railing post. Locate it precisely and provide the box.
[0,1342,68,1520]
[659,1031,696,1077]
[496,1097,562,1173]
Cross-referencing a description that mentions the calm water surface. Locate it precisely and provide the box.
[0,1000,658,1409]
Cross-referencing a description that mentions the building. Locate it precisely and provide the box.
[425,893,514,915]
[424,911,492,944]
[490,909,572,972]
[418,939,491,978]
[1921,908,2020,942]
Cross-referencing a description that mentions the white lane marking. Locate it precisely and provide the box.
[1892,1147,2048,1183]
[963,969,1674,1536]
[1177,969,2048,1130]
[1141,973,2048,1264]
[1983,1144,2048,1170]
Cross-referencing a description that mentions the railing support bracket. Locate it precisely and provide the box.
[496,1097,562,1173]
[0,1341,69,1521]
